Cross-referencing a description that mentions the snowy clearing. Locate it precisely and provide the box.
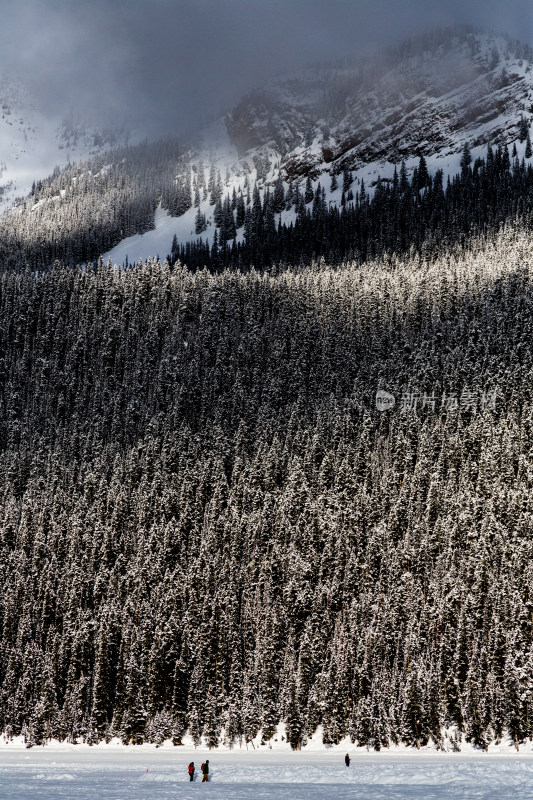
[2,743,533,799]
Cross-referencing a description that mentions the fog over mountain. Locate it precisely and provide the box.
[1,0,532,141]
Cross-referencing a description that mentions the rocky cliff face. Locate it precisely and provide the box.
[224,28,533,181]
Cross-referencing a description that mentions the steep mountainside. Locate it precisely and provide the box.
[2,25,533,752]
[102,27,533,265]
[0,26,532,270]
[227,28,533,177]
[1,224,533,749]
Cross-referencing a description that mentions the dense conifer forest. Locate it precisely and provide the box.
[0,224,532,749]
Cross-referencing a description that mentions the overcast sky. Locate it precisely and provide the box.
[0,0,532,138]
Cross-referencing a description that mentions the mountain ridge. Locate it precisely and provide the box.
[105,26,533,265]
[0,26,532,270]
[2,24,533,753]
[224,27,533,176]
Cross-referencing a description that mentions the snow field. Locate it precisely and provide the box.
[2,743,533,800]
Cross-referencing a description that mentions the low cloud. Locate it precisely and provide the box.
[0,0,531,139]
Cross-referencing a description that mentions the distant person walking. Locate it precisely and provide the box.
[188,761,195,781]
[201,760,209,782]
[345,753,351,767]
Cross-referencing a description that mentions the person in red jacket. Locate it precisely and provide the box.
[188,761,195,781]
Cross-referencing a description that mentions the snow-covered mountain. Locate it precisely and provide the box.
[0,73,128,209]
[1,26,532,268]
[103,26,533,265]
[228,28,533,176]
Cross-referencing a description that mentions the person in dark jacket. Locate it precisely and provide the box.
[201,759,209,782]
[188,762,195,781]
[345,753,351,767]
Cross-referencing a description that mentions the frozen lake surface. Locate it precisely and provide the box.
[2,744,533,800]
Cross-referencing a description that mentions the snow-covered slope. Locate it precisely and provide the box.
[228,29,533,177]
[104,27,533,266]
[0,73,128,209]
